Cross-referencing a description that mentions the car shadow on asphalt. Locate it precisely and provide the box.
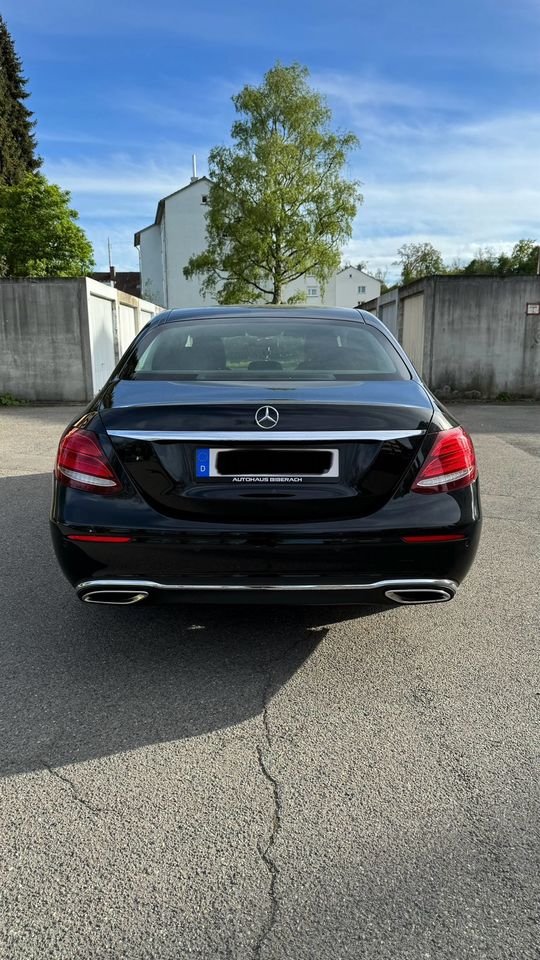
[1,473,386,776]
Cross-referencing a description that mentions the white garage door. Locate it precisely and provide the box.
[402,294,425,374]
[118,304,137,355]
[139,309,154,331]
[379,300,398,337]
[88,295,116,393]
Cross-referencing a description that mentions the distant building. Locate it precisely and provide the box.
[134,177,212,308]
[91,268,142,299]
[283,265,380,308]
[134,177,380,308]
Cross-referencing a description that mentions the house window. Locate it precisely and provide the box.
[201,195,208,204]
[358,285,366,294]
[307,286,318,297]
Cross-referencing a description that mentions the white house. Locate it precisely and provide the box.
[135,176,212,308]
[135,176,380,308]
[282,266,381,307]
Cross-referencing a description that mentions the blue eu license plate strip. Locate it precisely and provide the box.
[196,448,210,478]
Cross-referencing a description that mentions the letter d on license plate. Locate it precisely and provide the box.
[196,448,210,477]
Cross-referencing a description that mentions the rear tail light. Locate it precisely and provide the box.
[412,427,477,494]
[67,535,131,542]
[55,428,122,494]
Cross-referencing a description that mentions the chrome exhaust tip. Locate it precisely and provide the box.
[80,590,149,605]
[385,587,454,605]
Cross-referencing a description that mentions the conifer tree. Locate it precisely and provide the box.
[0,15,41,185]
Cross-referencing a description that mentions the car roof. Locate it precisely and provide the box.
[151,305,368,326]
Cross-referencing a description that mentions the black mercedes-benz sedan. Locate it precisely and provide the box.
[50,306,481,607]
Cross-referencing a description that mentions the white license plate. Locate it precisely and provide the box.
[195,448,339,479]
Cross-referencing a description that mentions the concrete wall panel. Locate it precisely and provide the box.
[429,277,540,397]
[0,279,162,402]
[365,277,540,397]
[0,279,87,402]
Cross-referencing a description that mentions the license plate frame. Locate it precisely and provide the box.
[195,447,340,480]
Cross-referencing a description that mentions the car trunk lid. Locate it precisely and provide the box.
[101,379,433,521]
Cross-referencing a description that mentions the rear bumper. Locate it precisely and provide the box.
[51,519,480,606]
[75,576,458,606]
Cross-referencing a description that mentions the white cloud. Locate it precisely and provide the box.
[42,154,201,270]
[43,85,540,279]
[314,71,463,112]
[340,107,540,280]
[44,155,196,197]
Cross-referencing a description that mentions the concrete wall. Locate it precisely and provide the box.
[0,279,91,402]
[427,276,540,398]
[0,278,162,402]
[364,276,540,397]
[363,287,399,337]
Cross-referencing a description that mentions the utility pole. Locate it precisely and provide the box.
[107,237,116,286]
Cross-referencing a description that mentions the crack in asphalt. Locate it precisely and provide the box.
[253,668,281,960]
[252,629,322,960]
[255,744,281,959]
[41,760,102,816]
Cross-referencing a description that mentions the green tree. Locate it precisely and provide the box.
[0,173,94,277]
[394,242,445,285]
[0,15,41,185]
[463,240,539,276]
[502,239,538,275]
[462,246,499,275]
[184,62,362,304]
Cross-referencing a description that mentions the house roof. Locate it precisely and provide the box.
[134,177,212,246]
[338,265,380,282]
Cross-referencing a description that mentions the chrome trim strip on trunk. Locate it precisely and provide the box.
[107,429,424,442]
[77,577,457,594]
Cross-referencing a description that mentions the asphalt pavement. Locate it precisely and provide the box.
[0,403,538,959]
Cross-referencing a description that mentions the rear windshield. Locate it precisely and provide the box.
[120,317,411,382]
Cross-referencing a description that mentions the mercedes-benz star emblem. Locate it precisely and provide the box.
[255,405,280,429]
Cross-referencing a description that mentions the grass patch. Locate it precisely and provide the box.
[0,393,27,406]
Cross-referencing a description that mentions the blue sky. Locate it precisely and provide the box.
[3,0,540,282]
